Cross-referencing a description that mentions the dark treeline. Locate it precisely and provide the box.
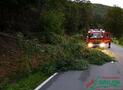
[0,0,92,41]
[104,6,123,38]
[0,0,123,41]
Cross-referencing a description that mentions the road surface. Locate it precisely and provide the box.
[40,43,123,90]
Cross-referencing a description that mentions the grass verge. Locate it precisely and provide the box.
[113,37,123,46]
[5,72,49,90]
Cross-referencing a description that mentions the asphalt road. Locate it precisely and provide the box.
[40,43,123,90]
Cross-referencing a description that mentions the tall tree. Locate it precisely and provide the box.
[104,6,123,38]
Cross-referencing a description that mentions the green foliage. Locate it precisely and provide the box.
[41,40,89,75]
[64,2,80,34]
[64,1,92,34]
[40,10,65,35]
[119,37,123,45]
[113,37,123,46]
[5,72,48,90]
[92,4,110,17]
[105,6,123,38]
[112,38,120,44]
[40,36,114,75]
[91,4,110,28]
[44,0,67,11]
[3,35,114,90]
[17,33,41,56]
[17,33,42,73]
[0,0,93,36]
[87,49,114,65]
[39,10,65,43]
[0,0,38,8]
[39,32,65,44]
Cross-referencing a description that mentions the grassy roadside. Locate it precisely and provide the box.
[5,72,49,90]
[113,37,123,47]
[2,34,115,90]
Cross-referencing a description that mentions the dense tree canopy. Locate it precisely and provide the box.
[1,0,123,39]
[0,0,92,37]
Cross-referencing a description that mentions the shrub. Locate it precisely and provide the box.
[41,40,89,73]
[5,72,48,90]
[41,60,56,75]
[113,37,123,46]
[17,33,43,73]
[112,38,119,44]
[40,10,65,35]
[70,59,89,70]
[38,32,66,44]
[119,37,123,45]
[39,10,65,44]
[87,50,114,65]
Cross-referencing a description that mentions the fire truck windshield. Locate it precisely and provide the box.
[88,33,103,38]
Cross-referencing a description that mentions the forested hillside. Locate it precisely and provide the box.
[93,4,110,17]
[91,4,110,28]
[0,0,92,35]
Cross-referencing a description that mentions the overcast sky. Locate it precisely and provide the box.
[90,0,123,8]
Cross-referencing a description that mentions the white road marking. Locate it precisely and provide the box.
[34,72,58,90]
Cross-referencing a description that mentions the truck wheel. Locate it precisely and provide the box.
[108,42,111,48]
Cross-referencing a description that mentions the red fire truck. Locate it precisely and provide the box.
[86,29,112,48]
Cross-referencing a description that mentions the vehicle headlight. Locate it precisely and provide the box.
[88,43,93,48]
[99,43,105,48]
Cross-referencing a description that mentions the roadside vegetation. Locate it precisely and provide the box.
[113,37,123,46]
[0,0,116,90]
[5,72,48,90]
[3,34,114,90]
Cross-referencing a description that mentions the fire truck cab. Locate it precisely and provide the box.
[86,29,112,48]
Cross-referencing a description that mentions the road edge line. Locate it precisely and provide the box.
[34,72,58,90]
